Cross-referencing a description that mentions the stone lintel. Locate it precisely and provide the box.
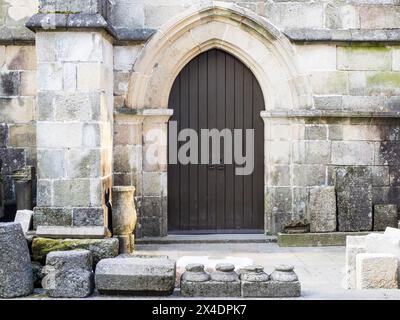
[285,29,400,43]
[261,110,400,119]
[36,226,111,239]
[115,108,174,123]
[26,13,108,32]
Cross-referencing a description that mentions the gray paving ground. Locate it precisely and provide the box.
[22,242,400,300]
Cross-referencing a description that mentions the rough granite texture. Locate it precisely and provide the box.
[0,223,33,298]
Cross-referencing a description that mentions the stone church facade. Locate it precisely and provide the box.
[1,0,400,238]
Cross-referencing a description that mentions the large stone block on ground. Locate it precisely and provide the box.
[32,237,119,265]
[373,204,398,231]
[42,269,94,298]
[42,250,94,298]
[308,187,337,233]
[356,253,398,289]
[14,210,33,235]
[95,255,176,295]
[335,167,373,231]
[0,223,34,298]
[365,233,400,259]
[345,236,366,289]
[45,250,93,272]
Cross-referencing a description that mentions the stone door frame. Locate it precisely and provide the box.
[123,2,313,236]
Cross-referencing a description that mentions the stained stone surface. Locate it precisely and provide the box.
[335,167,373,232]
[42,250,94,298]
[308,187,337,233]
[32,237,119,265]
[270,265,299,282]
[180,280,241,297]
[356,253,398,289]
[241,280,301,298]
[373,204,398,231]
[14,210,33,235]
[0,223,34,298]
[42,269,94,298]
[95,255,176,295]
[181,264,210,282]
[31,261,44,288]
[345,236,367,289]
[239,265,270,282]
[45,250,93,272]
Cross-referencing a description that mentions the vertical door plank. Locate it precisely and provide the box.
[225,53,235,230]
[189,58,199,229]
[243,67,254,228]
[234,59,244,229]
[216,50,226,230]
[198,52,208,230]
[179,66,190,230]
[168,75,180,231]
[207,50,217,230]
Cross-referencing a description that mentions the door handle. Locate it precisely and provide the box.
[208,165,216,170]
[217,164,225,170]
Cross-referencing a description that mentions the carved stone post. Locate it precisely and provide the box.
[112,186,137,254]
[12,166,34,211]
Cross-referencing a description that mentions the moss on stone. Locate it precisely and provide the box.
[32,237,119,265]
[367,72,400,88]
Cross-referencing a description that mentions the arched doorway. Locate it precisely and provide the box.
[167,49,265,233]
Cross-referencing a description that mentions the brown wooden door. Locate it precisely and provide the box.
[168,49,264,233]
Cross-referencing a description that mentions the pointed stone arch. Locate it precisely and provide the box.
[126,1,313,111]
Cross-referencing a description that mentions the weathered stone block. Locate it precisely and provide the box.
[42,269,94,298]
[32,237,119,265]
[39,0,104,15]
[37,62,63,91]
[295,44,336,71]
[66,148,101,179]
[292,165,326,187]
[356,253,398,289]
[45,250,92,272]
[376,141,400,166]
[95,255,176,295]
[181,280,241,297]
[365,233,400,259]
[53,179,91,207]
[33,207,72,229]
[37,149,66,179]
[5,46,36,70]
[42,250,94,298]
[36,226,109,239]
[0,223,34,298]
[335,167,373,232]
[8,124,36,148]
[14,209,33,235]
[0,71,20,96]
[331,142,374,165]
[345,235,366,289]
[37,122,83,148]
[325,4,358,29]
[374,204,398,231]
[337,46,391,71]
[309,71,348,95]
[308,187,337,233]
[72,207,104,227]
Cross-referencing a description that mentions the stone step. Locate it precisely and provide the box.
[136,234,277,244]
[278,232,382,247]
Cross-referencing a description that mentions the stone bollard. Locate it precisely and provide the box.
[112,186,137,254]
[42,250,94,298]
[181,263,241,297]
[0,160,4,220]
[0,223,34,298]
[12,166,34,211]
[268,265,301,297]
[180,264,211,297]
[240,265,271,297]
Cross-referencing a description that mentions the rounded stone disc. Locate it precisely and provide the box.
[274,264,294,272]
[215,263,235,272]
[185,263,205,272]
[241,265,264,273]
